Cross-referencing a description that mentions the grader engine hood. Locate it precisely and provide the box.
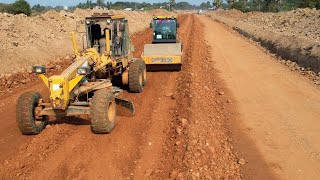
[49,76,66,109]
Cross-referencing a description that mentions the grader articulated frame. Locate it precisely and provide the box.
[16,13,146,135]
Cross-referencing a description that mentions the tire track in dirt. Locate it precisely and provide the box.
[0,13,242,179]
[149,14,242,179]
[0,19,178,179]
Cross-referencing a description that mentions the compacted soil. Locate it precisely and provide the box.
[1,13,320,180]
[0,14,241,179]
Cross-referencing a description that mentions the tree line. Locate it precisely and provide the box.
[74,0,212,10]
[71,0,320,11]
[0,0,319,16]
[0,0,31,16]
[216,0,320,12]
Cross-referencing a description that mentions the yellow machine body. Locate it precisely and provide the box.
[38,14,134,111]
[142,43,182,65]
[142,15,182,68]
[15,13,142,136]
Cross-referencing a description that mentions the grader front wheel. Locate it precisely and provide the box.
[142,60,147,86]
[129,59,146,93]
[16,91,47,135]
[91,89,117,134]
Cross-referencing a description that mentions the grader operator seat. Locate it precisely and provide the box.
[85,14,129,57]
[91,24,102,45]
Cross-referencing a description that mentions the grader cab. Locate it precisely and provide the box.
[16,13,147,135]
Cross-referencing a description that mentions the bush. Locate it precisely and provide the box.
[231,1,247,12]
[11,0,31,16]
[0,3,13,13]
[32,4,46,12]
[297,0,320,9]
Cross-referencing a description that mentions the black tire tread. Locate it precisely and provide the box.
[141,60,147,86]
[16,91,46,135]
[129,59,144,93]
[91,89,116,134]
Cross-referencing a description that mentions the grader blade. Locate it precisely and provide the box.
[115,98,135,116]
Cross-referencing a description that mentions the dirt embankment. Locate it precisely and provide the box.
[0,9,174,93]
[207,9,320,80]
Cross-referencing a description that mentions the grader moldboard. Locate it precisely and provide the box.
[16,13,147,135]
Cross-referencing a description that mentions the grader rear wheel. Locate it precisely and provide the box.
[91,89,117,134]
[16,91,47,135]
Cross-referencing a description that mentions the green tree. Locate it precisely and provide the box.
[200,1,212,9]
[11,0,31,16]
[253,0,263,11]
[295,0,320,8]
[169,0,176,10]
[176,2,192,10]
[97,0,106,7]
[0,3,11,13]
[32,4,46,12]
[231,1,247,12]
[213,0,222,8]
[77,0,92,9]
[228,0,236,6]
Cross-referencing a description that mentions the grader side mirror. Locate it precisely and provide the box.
[77,66,91,75]
[119,22,125,31]
[149,22,153,28]
[76,20,86,33]
[74,20,88,51]
[177,22,180,28]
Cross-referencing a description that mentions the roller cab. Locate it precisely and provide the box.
[142,16,182,71]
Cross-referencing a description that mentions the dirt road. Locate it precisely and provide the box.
[0,14,240,179]
[1,13,319,179]
[200,16,320,179]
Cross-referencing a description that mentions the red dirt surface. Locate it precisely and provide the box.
[3,12,318,180]
[0,14,241,179]
[201,15,320,179]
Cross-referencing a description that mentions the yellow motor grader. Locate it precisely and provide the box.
[16,13,146,135]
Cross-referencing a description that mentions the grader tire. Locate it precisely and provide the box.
[129,59,145,93]
[16,91,47,135]
[141,60,147,86]
[91,90,117,134]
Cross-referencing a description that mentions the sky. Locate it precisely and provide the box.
[0,0,214,6]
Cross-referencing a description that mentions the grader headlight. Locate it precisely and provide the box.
[77,66,91,75]
[52,84,61,91]
[49,76,65,109]
[32,66,46,74]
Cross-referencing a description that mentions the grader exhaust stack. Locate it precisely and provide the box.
[142,16,182,71]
